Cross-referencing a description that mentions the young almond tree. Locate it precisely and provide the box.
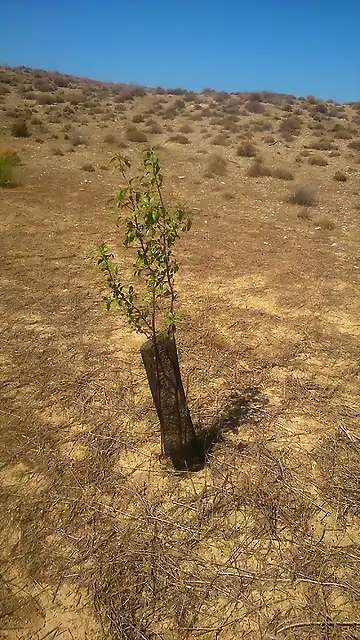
[96,148,204,471]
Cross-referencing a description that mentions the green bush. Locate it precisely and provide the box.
[0,151,20,187]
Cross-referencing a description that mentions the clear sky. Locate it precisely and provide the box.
[1,0,359,102]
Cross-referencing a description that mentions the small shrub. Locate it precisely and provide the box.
[103,133,117,144]
[11,120,30,138]
[82,163,95,172]
[237,141,258,157]
[272,167,294,180]
[308,154,328,166]
[309,138,334,151]
[169,134,190,144]
[70,131,87,146]
[179,123,194,134]
[334,171,347,182]
[247,160,272,178]
[204,153,227,177]
[132,113,145,123]
[125,127,148,143]
[147,122,163,134]
[245,100,265,114]
[0,152,19,187]
[279,116,302,133]
[211,134,230,146]
[289,185,317,206]
[333,128,353,140]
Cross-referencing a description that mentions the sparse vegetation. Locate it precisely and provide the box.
[1,64,359,640]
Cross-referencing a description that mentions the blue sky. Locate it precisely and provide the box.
[1,0,359,101]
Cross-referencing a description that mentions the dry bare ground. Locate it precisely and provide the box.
[1,67,360,639]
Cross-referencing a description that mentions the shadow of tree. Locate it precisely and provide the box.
[197,387,268,457]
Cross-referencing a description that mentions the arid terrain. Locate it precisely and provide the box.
[1,66,360,640]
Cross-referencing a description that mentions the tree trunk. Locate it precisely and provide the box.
[140,334,204,471]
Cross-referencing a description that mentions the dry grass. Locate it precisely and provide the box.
[204,152,227,176]
[247,159,272,177]
[1,64,359,640]
[308,154,328,166]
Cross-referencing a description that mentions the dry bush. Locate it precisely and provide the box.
[272,166,294,180]
[169,134,190,144]
[245,100,265,114]
[309,138,335,151]
[147,122,163,134]
[288,185,318,206]
[280,131,295,143]
[279,115,302,134]
[237,141,258,157]
[308,154,328,166]
[211,133,230,146]
[132,113,145,123]
[334,171,347,182]
[333,127,353,140]
[11,120,30,138]
[251,119,272,132]
[247,159,272,177]
[125,127,148,143]
[69,130,88,146]
[204,152,227,176]
[179,123,194,134]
